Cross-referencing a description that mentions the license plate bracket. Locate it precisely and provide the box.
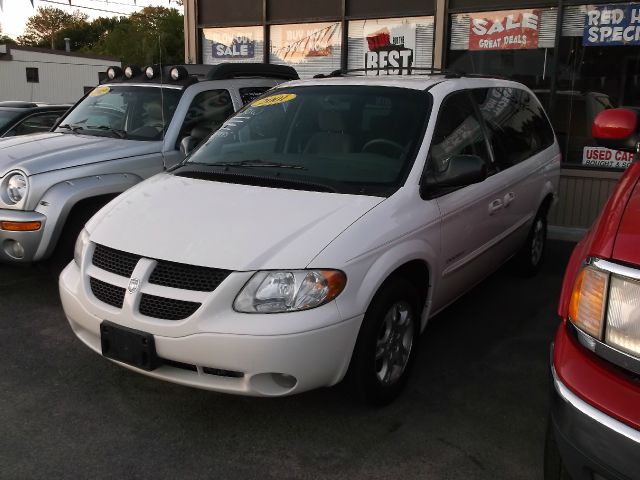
[100,320,160,371]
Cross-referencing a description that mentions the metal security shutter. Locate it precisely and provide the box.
[201,27,265,65]
[269,23,342,79]
[562,5,587,37]
[450,9,557,50]
[347,17,434,71]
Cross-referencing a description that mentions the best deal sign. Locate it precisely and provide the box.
[469,9,540,50]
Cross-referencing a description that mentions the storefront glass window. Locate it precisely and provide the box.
[201,26,265,65]
[448,9,557,93]
[347,16,434,73]
[269,22,342,79]
[555,3,640,169]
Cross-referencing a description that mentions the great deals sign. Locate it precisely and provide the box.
[469,9,540,50]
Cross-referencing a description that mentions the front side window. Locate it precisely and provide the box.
[57,85,182,141]
[179,89,234,141]
[473,87,554,169]
[0,110,20,130]
[427,91,492,176]
[179,85,431,197]
[7,112,61,136]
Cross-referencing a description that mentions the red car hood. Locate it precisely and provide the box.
[612,179,640,264]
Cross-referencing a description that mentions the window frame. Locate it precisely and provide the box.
[26,67,39,83]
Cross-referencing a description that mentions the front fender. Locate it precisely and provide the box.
[335,238,438,332]
[33,173,142,260]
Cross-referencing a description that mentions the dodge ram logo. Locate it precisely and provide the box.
[128,278,140,294]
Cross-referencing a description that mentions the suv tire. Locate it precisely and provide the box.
[346,277,420,405]
[514,210,547,277]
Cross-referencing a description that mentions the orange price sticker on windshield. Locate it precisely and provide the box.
[252,93,296,107]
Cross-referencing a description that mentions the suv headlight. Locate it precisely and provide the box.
[234,270,346,313]
[5,172,28,204]
[74,228,90,267]
[605,275,640,357]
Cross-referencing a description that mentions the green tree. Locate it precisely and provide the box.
[56,16,122,52]
[18,7,88,49]
[92,7,184,65]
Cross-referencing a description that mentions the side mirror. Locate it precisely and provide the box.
[421,154,487,199]
[592,108,640,153]
[180,136,199,156]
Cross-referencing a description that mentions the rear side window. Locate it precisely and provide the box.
[427,91,492,175]
[240,87,272,105]
[473,87,554,170]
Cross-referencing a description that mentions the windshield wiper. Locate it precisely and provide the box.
[201,159,306,170]
[87,125,127,139]
[58,123,84,133]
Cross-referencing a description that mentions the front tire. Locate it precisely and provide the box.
[346,277,420,406]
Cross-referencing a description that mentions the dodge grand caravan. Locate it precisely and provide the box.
[60,73,561,404]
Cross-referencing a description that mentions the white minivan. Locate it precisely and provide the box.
[60,73,560,404]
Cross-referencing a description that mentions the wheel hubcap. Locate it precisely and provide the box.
[531,219,545,266]
[375,301,414,386]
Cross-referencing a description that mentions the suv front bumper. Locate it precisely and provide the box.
[0,209,47,263]
[549,336,640,480]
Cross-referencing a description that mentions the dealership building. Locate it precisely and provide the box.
[182,0,640,236]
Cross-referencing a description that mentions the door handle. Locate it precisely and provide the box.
[503,191,516,207]
[488,199,503,215]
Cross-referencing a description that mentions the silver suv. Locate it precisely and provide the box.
[0,63,297,266]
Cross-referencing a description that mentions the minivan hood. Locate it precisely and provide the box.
[88,173,384,271]
[0,132,160,176]
[612,180,640,265]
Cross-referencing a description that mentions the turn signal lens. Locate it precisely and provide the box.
[568,266,608,339]
[0,221,41,231]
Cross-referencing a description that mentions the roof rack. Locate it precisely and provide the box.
[313,67,508,80]
[206,63,299,81]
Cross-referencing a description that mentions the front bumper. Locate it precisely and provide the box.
[549,339,640,480]
[59,260,363,397]
[0,209,46,263]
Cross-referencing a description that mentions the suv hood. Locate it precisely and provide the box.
[88,173,384,271]
[612,179,640,265]
[0,132,160,176]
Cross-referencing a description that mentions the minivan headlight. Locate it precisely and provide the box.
[6,172,28,204]
[74,228,90,267]
[234,270,346,313]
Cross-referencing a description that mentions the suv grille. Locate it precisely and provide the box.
[90,277,125,308]
[92,244,141,278]
[139,293,201,320]
[149,261,231,292]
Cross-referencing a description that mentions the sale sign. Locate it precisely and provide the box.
[583,146,634,168]
[469,9,540,50]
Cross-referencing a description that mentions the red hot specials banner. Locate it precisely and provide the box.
[469,9,540,50]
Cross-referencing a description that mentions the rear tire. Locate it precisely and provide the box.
[346,277,420,406]
[514,211,547,277]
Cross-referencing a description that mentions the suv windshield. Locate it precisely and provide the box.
[56,85,182,141]
[179,85,430,196]
[0,109,20,129]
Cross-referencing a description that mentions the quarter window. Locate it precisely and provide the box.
[473,87,554,170]
[427,91,492,175]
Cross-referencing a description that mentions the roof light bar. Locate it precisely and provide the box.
[106,66,122,80]
[124,65,141,79]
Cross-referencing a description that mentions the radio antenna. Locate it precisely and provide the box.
[158,32,168,169]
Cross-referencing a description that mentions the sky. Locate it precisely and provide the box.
[0,0,183,38]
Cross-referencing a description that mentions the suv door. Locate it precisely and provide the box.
[472,87,556,260]
[427,90,508,311]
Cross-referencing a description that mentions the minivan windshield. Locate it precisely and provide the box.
[56,85,182,141]
[180,85,430,196]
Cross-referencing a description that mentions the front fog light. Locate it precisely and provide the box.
[605,275,640,357]
[74,228,90,266]
[234,270,346,313]
[568,266,608,339]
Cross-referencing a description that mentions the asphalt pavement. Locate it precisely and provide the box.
[0,240,575,480]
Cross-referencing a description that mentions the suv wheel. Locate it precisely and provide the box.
[514,211,547,277]
[346,277,420,405]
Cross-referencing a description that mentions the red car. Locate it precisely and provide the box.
[545,108,640,479]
